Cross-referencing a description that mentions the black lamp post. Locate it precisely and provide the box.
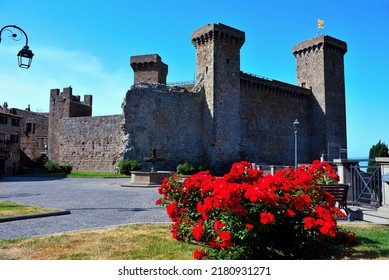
[0,25,34,69]
[293,119,300,169]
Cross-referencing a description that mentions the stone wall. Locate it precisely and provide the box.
[240,73,313,165]
[122,83,204,171]
[59,114,125,173]
[14,108,48,166]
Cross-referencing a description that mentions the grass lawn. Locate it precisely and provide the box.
[0,224,199,260]
[0,223,388,260]
[0,201,57,218]
[338,224,389,260]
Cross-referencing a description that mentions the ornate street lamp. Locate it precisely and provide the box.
[293,119,300,169]
[0,25,34,69]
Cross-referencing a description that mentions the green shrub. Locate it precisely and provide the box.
[44,160,73,174]
[176,162,204,175]
[44,160,62,173]
[176,162,196,175]
[61,164,73,175]
[118,159,142,175]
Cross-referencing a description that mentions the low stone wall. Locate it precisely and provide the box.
[59,114,125,173]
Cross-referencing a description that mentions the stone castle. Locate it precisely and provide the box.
[0,23,348,175]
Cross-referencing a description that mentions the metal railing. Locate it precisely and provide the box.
[167,81,195,87]
[252,164,290,175]
[351,165,382,207]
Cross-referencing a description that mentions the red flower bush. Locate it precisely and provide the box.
[156,160,355,259]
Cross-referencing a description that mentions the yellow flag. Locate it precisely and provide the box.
[318,19,325,29]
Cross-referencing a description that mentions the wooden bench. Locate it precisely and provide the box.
[320,184,349,217]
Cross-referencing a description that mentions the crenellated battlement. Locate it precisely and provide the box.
[130,54,168,84]
[191,23,245,48]
[50,87,92,108]
[293,35,347,57]
[240,72,311,99]
[48,86,93,161]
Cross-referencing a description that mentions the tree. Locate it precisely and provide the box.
[368,140,389,171]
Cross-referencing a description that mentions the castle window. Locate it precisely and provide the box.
[206,66,208,74]
[26,122,36,133]
[0,116,7,125]
[11,118,20,127]
[226,58,230,64]
[301,82,306,88]
[10,134,19,144]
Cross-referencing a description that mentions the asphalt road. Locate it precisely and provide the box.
[0,177,170,240]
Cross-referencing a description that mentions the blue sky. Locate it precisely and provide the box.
[0,0,388,159]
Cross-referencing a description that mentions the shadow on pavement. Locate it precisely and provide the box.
[0,176,66,183]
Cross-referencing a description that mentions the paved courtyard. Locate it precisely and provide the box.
[0,177,170,240]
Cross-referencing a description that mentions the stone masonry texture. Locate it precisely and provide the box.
[59,115,125,173]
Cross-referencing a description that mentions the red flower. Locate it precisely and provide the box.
[194,249,207,260]
[197,202,209,220]
[347,231,356,244]
[293,194,311,211]
[286,208,296,217]
[303,217,316,229]
[171,220,183,241]
[155,198,162,205]
[319,220,337,237]
[218,231,232,248]
[193,220,204,241]
[246,223,254,230]
[213,219,225,233]
[260,212,275,224]
[166,202,179,221]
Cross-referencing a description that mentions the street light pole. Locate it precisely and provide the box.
[293,119,300,169]
[0,25,34,68]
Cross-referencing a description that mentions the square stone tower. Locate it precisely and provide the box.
[48,87,92,161]
[293,35,348,160]
[130,54,168,84]
[191,23,245,173]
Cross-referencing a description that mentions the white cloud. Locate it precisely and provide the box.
[0,45,131,115]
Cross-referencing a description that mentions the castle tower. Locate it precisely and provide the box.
[130,54,168,84]
[293,35,347,161]
[48,87,93,161]
[191,23,245,172]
